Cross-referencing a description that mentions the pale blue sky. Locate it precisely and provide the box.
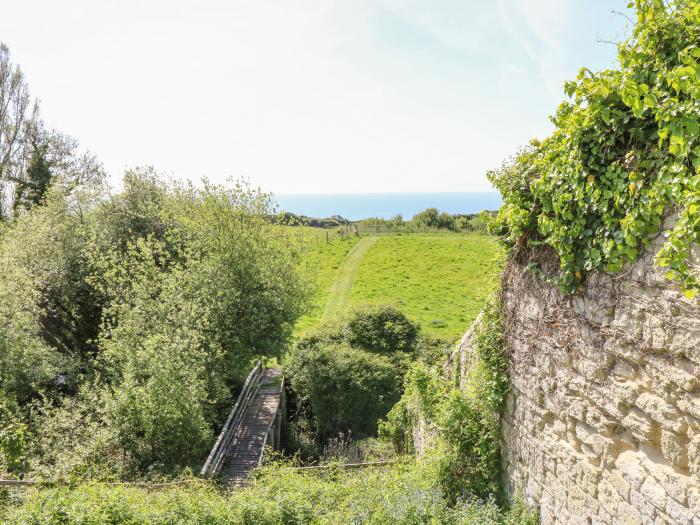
[1,1,632,193]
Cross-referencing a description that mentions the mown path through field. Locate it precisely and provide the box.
[322,236,378,320]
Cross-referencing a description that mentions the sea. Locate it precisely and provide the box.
[272,192,502,221]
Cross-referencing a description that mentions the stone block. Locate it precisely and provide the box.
[660,429,689,469]
[622,408,657,442]
[646,354,697,392]
[688,488,700,517]
[660,471,692,506]
[667,498,695,525]
[598,479,624,515]
[616,451,648,490]
[630,488,657,520]
[612,359,638,379]
[615,501,643,525]
[673,329,700,364]
[640,476,667,511]
[690,436,700,478]
[610,470,631,500]
[679,396,700,421]
[635,392,685,434]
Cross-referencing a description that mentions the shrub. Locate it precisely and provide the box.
[1,463,538,524]
[0,399,27,476]
[0,172,311,478]
[438,296,509,502]
[344,304,419,356]
[285,342,402,440]
[380,295,509,503]
[285,306,420,442]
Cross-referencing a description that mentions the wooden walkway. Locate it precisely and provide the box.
[200,363,284,486]
[223,368,283,486]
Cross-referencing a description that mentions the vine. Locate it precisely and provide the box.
[489,0,700,296]
[379,294,510,503]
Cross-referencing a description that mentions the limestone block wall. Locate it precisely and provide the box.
[500,234,700,525]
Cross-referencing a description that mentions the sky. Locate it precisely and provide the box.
[2,0,633,194]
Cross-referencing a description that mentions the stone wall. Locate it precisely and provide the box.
[497,232,700,524]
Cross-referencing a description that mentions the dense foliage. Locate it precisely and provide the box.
[284,306,418,443]
[0,170,309,479]
[489,0,700,295]
[0,462,537,525]
[380,295,509,503]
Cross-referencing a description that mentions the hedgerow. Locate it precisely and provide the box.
[489,0,700,296]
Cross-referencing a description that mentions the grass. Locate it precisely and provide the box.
[296,231,501,341]
[348,234,501,340]
[293,235,360,336]
[322,236,379,319]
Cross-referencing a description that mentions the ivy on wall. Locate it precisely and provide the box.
[489,0,700,296]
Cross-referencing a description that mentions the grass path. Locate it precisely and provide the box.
[322,236,379,320]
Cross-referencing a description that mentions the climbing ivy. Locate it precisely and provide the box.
[489,0,700,296]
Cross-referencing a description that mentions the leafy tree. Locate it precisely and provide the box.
[0,43,39,220]
[411,207,440,228]
[12,144,52,214]
[0,169,310,478]
[81,176,310,470]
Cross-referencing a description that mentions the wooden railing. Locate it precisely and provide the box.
[200,360,263,477]
[258,377,285,467]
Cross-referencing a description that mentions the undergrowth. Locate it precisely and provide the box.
[1,461,536,525]
[380,294,511,504]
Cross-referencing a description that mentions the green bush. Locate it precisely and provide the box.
[0,399,27,476]
[344,304,419,356]
[380,295,509,503]
[439,296,509,502]
[285,342,402,441]
[0,171,310,479]
[1,463,538,524]
[285,306,420,443]
[489,0,700,295]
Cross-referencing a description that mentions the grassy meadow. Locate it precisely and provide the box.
[296,231,501,341]
[293,234,360,335]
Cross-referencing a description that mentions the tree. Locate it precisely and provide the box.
[411,207,439,228]
[437,211,455,230]
[12,143,51,214]
[0,44,104,219]
[0,43,39,220]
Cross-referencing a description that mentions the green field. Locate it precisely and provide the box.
[322,236,378,319]
[294,235,360,335]
[296,232,501,341]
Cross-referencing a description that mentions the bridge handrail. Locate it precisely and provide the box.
[257,377,284,467]
[200,360,263,477]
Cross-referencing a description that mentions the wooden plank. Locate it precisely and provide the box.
[221,368,284,486]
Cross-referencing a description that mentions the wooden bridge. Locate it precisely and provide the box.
[200,361,285,486]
